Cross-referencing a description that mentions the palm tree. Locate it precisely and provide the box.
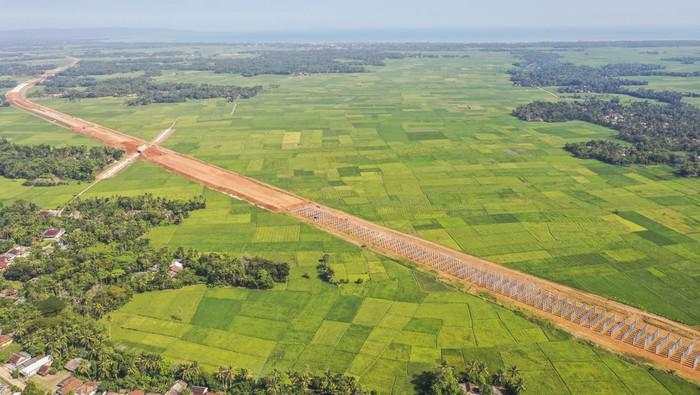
[465,360,488,384]
[233,368,252,384]
[289,370,312,390]
[76,359,93,380]
[215,366,234,390]
[175,361,201,384]
[259,369,287,393]
[506,365,520,378]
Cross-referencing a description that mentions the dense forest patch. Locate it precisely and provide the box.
[509,51,698,104]
[43,75,263,106]
[0,61,56,76]
[662,56,700,64]
[0,138,123,185]
[60,48,405,78]
[0,78,17,88]
[513,99,699,176]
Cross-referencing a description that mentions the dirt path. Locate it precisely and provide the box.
[538,87,561,99]
[58,120,178,214]
[7,64,699,382]
[148,120,177,147]
[230,95,240,115]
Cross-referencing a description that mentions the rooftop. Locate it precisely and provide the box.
[42,228,65,239]
[0,335,12,347]
[65,357,85,372]
[191,386,208,395]
[57,376,84,395]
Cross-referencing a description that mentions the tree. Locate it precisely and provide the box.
[22,381,48,395]
[464,360,489,387]
[413,362,461,395]
[317,254,336,284]
[174,361,202,384]
[215,366,235,391]
[135,352,166,376]
[35,296,66,316]
[254,268,274,289]
[430,363,461,395]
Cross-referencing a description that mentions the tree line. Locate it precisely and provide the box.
[509,51,697,104]
[661,56,700,64]
[414,361,525,395]
[0,138,123,185]
[0,78,17,88]
[0,62,56,76]
[57,48,406,78]
[513,99,699,176]
[43,75,262,106]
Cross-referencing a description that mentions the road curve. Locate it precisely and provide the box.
[6,63,699,381]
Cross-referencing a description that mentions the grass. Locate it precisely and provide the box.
[1,47,699,394]
[0,153,694,393]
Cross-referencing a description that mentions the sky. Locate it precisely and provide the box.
[1,0,699,33]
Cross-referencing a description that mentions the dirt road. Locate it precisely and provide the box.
[6,64,699,382]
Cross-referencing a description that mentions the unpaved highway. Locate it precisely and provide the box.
[6,63,699,382]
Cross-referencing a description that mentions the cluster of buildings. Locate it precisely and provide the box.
[167,260,184,277]
[0,348,211,395]
[5,352,53,378]
[0,228,66,272]
[0,246,30,271]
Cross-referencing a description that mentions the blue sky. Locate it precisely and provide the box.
[1,0,698,32]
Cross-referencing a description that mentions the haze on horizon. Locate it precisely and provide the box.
[2,0,699,34]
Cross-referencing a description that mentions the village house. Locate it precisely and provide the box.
[56,376,84,395]
[64,357,84,373]
[0,256,9,271]
[165,380,187,395]
[73,381,99,395]
[0,288,19,301]
[6,352,31,368]
[168,259,184,277]
[0,335,12,349]
[2,246,30,261]
[191,386,208,395]
[18,355,53,377]
[37,364,52,376]
[42,228,66,241]
[39,210,61,219]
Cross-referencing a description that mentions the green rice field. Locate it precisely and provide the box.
[1,45,699,394]
[74,162,700,394]
[36,47,700,325]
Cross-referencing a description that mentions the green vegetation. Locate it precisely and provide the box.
[0,194,295,392]
[508,51,696,104]
[1,43,699,394]
[103,182,698,394]
[38,47,700,325]
[61,48,405,77]
[0,62,55,76]
[43,76,263,106]
[513,99,699,176]
[0,79,18,89]
[0,137,122,184]
[662,56,700,65]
